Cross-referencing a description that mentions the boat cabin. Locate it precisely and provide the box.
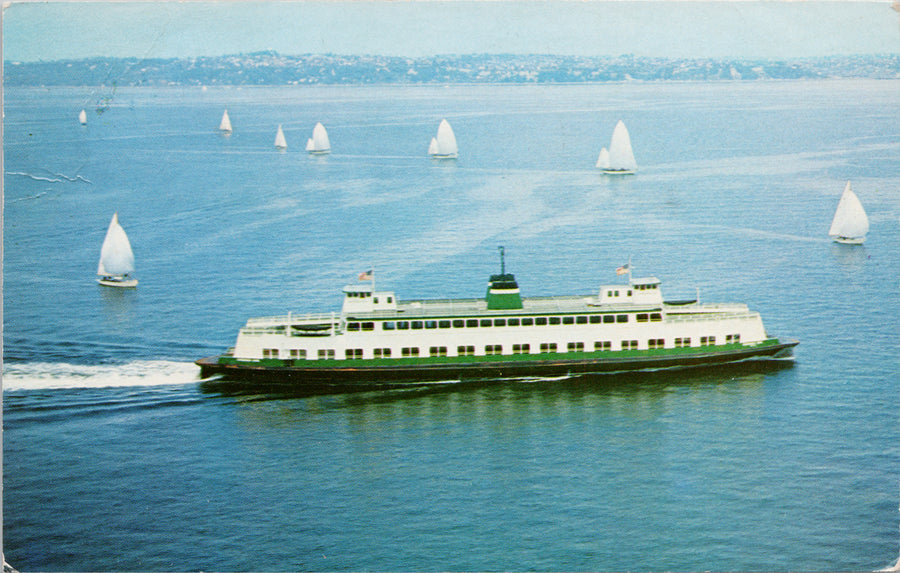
[341,284,398,314]
[599,277,663,306]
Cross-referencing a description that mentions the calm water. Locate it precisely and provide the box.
[3,80,900,571]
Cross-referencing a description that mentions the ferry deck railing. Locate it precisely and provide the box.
[240,301,757,336]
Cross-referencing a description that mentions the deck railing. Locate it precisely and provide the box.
[239,302,757,334]
[245,312,337,326]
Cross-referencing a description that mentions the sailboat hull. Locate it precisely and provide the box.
[603,169,635,175]
[98,276,138,288]
[832,236,866,245]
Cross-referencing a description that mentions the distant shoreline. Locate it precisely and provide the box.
[5,52,899,87]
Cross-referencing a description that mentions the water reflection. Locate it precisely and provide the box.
[829,241,869,272]
[98,286,136,333]
[208,359,794,436]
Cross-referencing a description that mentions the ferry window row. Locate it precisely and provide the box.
[350,313,639,332]
[636,313,663,323]
[307,337,741,361]
[271,340,623,359]
[280,333,742,361]
[345,292,394,304]
[333,339,649,359]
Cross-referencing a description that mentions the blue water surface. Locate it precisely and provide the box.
[3,80,899,571]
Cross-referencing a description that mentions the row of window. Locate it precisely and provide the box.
[346,312,664,332]
[263,334,739,360]
[345,292,394,304]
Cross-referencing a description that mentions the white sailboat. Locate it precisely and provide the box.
[429,119,458,159]
[603,120,637,174]
[829,181,869,244]
[79,109,87,125]
[219,109,233,133]
[97,213,137,288]
[595,147,610,169]
[274,124,287,150]
[306,122,330,154]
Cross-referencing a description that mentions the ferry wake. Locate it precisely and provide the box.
[197,250,797,386]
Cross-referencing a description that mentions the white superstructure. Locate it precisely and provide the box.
[227,272,769,363]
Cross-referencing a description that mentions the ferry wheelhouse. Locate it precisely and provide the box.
[197,258,796,385]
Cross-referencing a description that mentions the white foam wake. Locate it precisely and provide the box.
[5,171,92,184]
[2,361,201,391]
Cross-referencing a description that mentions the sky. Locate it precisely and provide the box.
[2,1,899,63]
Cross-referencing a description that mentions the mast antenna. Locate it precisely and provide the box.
[498,246,505,275]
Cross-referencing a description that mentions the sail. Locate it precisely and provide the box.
[829,181,869,240]
[79,109,87,125]
[427,137,439,155]
[219,110,232,132]
[606,120,637,172]
[596,147,610,169]
[307,122,330,153]
[97,213,135,276]
[274,125,287,149]
[431,119,458,157]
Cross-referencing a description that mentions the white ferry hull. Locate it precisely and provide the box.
[197,339,797,386]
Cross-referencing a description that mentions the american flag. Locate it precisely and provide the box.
[358,269,373,281]
[616,263,630,276]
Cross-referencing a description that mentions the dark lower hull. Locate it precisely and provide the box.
[196,340,797,388]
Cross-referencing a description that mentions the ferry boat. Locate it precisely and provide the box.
[197,253,797,386]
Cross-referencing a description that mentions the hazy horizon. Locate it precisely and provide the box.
[3,1,899,64]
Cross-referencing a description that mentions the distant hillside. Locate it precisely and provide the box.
[5,52,900,86]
